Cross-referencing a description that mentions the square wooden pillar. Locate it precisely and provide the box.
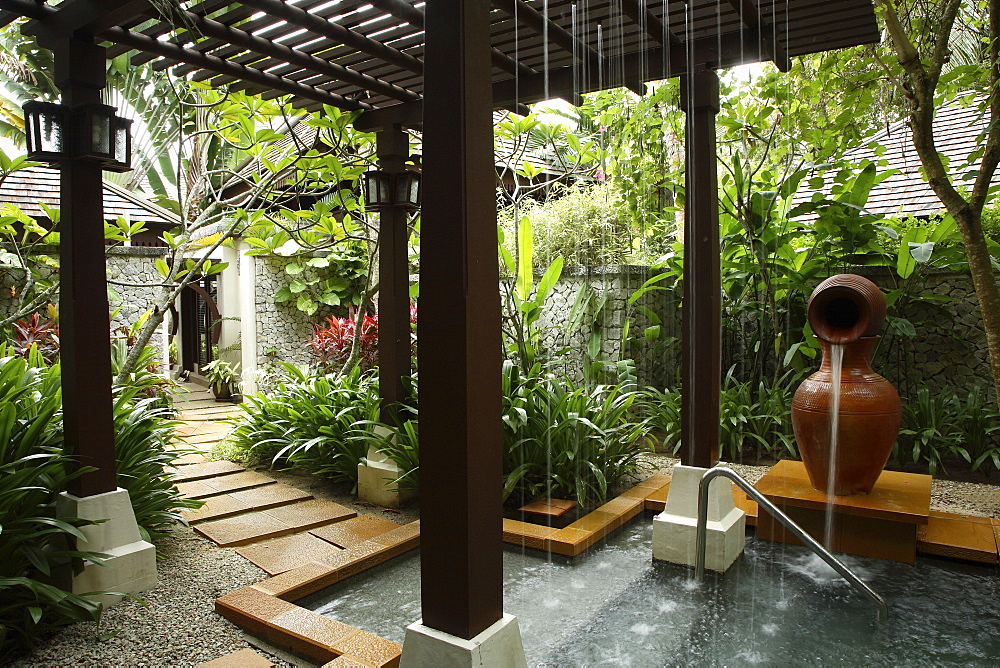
[417,0,504,641]
[53,37,118,497]
[679,69,722,469]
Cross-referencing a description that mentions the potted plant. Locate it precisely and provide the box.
[202,359,241,402]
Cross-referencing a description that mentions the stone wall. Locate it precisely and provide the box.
[533,265,993,400]
[863,268,992,399]
[106,246,169,334]
[533,265,680,388]
[253,255,322,369]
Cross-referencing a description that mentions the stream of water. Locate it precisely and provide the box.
[824,343,844,548]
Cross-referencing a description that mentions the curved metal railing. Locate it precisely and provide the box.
[694,466,888,622]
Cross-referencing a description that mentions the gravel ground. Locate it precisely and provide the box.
[13,461,998,667]
[13,526,285,668]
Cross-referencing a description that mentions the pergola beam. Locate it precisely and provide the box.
[0,0,49,22]
[727,0,791,71]
[355,30,768,131]
[103,26,372,110]
[238,0,424,75]
[491,0,602,67]
[141,7,421,103]
[23,0,150,41]
[619,0,681,45]
[368,0,534,77]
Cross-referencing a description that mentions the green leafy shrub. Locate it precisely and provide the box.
[113,387,200,541]
[226,363,380,486]
[897,387,967,475]
[957,385,1000,474]
[320,362,650,507]
[499,183,642,268]
[719,370,798,462]
[639,386,682,454]
[0,350,104,661]
[500,360,650,506]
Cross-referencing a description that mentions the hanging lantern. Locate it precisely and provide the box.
[363,168,421,210]
[21,100,132,172]
[23,100,68,163]
[75,103,133,171]
[394,169,421,211]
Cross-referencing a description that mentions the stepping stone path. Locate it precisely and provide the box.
[168,383,409,664]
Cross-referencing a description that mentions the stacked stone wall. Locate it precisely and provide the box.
[254,255,323,370]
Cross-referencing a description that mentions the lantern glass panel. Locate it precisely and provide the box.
[395,172,420,208]
[363,171,391,206]
[38,112,64,155]
[113,118,131,166]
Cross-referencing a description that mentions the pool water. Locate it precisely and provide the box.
[301,516,1000,665]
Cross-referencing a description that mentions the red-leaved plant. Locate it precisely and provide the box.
[306,303,416,374]
[12,312,60,364]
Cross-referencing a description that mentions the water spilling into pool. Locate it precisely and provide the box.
[301,518,999,665]
[825,342,844,548]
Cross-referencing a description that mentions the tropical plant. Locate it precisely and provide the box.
[897,387,968,475]
[499,216,564,368]
[500,360,651,507]
[11,312,59,364]
[112,387,200,541]
[0,349,104,661]
[225,363,380,486]
[640,386,682,455]
[955,385,1000,474]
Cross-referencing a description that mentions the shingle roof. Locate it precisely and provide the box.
[847,94,991,218]
[0,165,180,226]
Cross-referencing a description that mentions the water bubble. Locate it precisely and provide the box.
[657,600,678,613]
[630,623,657,636]
[761,623,779,636]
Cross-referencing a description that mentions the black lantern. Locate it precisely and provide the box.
[22,101,68,163]
[22,100,133,172]
[363,168,421,211]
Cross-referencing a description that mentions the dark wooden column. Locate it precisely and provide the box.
[54,37,118,496]
[679,69,722,468]
[376,125,411,423]
[419,0,503,641]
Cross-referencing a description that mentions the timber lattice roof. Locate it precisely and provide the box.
[1,0,881,129]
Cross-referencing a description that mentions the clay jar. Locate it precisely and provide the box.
[791,275,902,496]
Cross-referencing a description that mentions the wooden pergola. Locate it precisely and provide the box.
[0,0,880,647]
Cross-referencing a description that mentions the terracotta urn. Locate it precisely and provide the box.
[791,275,902,496]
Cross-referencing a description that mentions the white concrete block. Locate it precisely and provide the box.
[652,465,745,572]
[400,614,527,668]
[357,426,415,508]
[58,489,157,605]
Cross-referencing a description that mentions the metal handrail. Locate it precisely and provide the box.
[694,466,888,622]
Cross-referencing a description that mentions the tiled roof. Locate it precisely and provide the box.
[845,94,992,218]
[0,165,180,226]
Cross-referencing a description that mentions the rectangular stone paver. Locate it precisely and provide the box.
[197,500,355,547]
[195,511,291,547]
[168,460,244,483]
[263,499,357,531]
[177,471,276,499]
[195,649,275,667]
[310,515,400,549]
[237,532,344,576]
[180,484,312,524]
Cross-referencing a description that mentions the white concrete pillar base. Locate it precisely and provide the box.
[357,428,415,508]
[652,464,745,572]
[400,614,527,668]
[57,488,157,605]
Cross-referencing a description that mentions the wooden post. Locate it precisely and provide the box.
[680,69,722,468]
[418,0,503,640]
[54,37,118,497]
[376,125,412,424]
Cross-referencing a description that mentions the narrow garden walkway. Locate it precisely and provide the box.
[166,383,411,666]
